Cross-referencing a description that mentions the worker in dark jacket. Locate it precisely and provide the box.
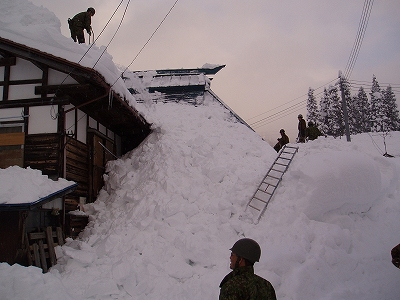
[219,238,277,300]
[68,7,95,44]
[273,129,289,152]
[297,114,306,143]
[305,121,323,141]
[391,243,400,268]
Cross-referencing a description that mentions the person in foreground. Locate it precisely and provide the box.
[219,238,277,300]
[391,243,400,268]
[68,7,95,44]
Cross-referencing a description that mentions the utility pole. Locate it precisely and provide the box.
[339,71,351,142]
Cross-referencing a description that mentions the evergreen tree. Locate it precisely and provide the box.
[382,85,400,131]
[369,75,385,132]
[350,87,370,133]
[306,88,319,125]
[329,85,344,137]
[319,88,333,136]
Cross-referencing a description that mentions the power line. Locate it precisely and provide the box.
[248,78,337,129]
[111,0,180,88]
[92,0,131,68]
[50,0,127,119]
[344,0,374,79]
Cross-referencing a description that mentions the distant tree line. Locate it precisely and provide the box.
[306,75,400,137]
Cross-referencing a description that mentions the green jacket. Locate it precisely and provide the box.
[306,126,322,141]
[219,266,277,300]
[70,11,91,32]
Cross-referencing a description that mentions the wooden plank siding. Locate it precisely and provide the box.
[0,132,25,146]
[24,133,60,176]
[65,138,89,197]
[0,132,25,168]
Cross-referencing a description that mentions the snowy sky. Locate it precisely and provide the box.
[29,0,400,140]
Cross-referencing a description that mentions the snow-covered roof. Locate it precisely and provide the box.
[0,166,77,211]
[0,0,133,104]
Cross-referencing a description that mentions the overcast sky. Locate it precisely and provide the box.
[30,0,400,141]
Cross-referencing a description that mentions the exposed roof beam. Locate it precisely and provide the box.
[0,96,70,109]
[35,84,94,95]
[0,56,16,67]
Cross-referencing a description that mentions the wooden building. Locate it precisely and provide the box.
[127,65,252,130]
[0,36,151,266]
[0,36,151,204]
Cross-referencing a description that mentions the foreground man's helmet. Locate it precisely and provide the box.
[230,238,261,263]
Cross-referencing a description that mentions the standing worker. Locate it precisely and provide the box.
[219,238,277,300]
[297,114,306,143]
[68,7,95,44]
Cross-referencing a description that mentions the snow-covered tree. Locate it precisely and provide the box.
[329,85,344,137]
[369,75,385,132]
[319,88,332,135]
[349,87,370,133]
[306,88,319,126]
[382,85,400,131]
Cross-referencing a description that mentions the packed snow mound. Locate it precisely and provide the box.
[290,150,381,221]
[1,103,400,299]
[0,166,75,204]
[0,0,61,30]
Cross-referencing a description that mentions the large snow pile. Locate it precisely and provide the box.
[0,166,75,205]
[1,100,400,299]
[1,0,400,299]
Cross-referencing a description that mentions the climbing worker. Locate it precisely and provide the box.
[219,238,277,300]
[273,129,289,152]
[297,114,306,143]
[305,121,323,141]
[68,7,95,44]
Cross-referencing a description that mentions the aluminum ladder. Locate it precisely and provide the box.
[246,144,299,223]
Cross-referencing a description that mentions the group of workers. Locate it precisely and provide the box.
[273,114,323,152]
[64,7,399,300]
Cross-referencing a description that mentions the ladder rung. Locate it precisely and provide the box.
[265,174,281,180]
[278,156,291,160]
[248,204,261,211]
[253,196,270,204]
[271,168,284,173]
[257,190,273,196]
[274,162,289,167]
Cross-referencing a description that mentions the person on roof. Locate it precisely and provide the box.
[68,7,95,44]
[273,129,289,152]
[305,121,323,141]
[219,238,277,300]
[297,114,306,143]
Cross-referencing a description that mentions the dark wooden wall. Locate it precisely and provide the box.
[24,133,61,177]
[65,137,89,198]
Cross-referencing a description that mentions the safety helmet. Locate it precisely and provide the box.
[87,7,95,15]
[280,129,285,133]
[230,238,261,263]
[308,121,314,127]
[298,114,303,118]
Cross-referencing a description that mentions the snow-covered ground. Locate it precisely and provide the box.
[1,0,400,299]
[1,101,400,299]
